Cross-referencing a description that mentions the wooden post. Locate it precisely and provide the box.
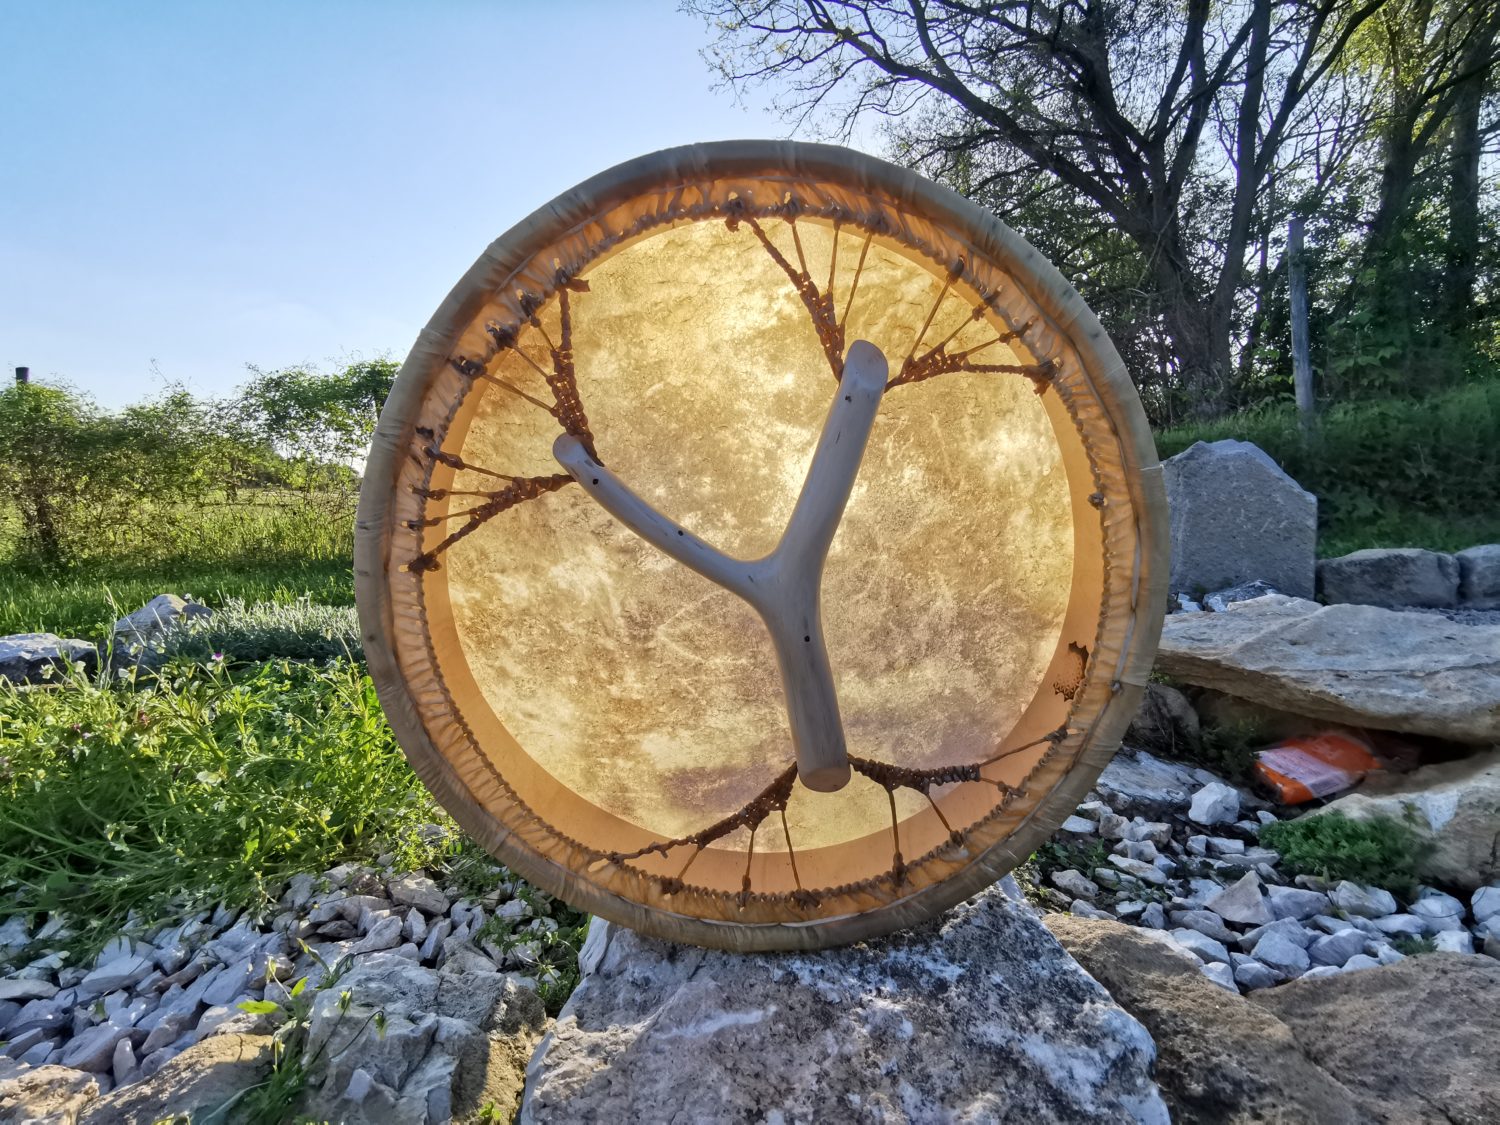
[14,367,28,385]
[1287,218,1314,428]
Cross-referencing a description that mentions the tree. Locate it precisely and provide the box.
[236,359,395,483]
[688,0,1392,417]
[0,383,231,566]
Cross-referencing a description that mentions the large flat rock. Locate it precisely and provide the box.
[1157,595,1500,743]
[520,881,1168,1123]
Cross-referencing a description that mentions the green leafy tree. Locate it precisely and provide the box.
[0,382,98,563]
[237,359,395,486]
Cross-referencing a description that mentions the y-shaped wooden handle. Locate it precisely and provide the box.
[554,340,889,792]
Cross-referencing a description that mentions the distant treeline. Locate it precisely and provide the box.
[0,360,394,567]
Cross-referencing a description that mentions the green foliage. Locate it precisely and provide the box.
[1260,811,1431,897]
[1156,380,1500,555]
[0,658,447,960]
[1029,838,1110,884]
[0,382,217,565]
[472,886,591,1017]
[238,359,395,478]
[0,495,355,639]
[1191,720,1266,786]
[163,598,361,664]
[227,948,362,1124]
[1392,934,1438,956]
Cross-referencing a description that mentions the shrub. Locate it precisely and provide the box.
[1260,810,1430,897]
[163,597,362,664]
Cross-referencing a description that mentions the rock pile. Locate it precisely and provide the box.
[1318,545,1500,612]
[0,859,554,1121]
[1037,747,1500,996]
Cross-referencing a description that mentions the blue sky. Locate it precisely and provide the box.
[1,2,837,407]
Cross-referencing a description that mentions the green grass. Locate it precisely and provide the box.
[0,489,355,638]
[1260,810,1431,898]
[0,657,445,961]
[0,559,354,640]
[1156,380,1500,557]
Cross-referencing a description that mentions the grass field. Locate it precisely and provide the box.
[0,490,355,638]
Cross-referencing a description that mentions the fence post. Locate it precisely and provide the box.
[1287,218,1314,430]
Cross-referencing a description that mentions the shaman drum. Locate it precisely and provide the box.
[356,141,1167,950]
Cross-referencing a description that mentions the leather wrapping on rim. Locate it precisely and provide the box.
[355,140,1167,950]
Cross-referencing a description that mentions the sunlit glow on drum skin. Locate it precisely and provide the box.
[443,219,1072,857]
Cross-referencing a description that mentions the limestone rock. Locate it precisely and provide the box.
[1188,781,1240,826]
[1045,915,1361,1124]
[1125,683,1202,758]
[1250,954,1500,1123]
[0,1060,99,1121]
[112,594,212,647]
[1318,548,1460,609]
[1094,747,1202,817]
[521,884,1168,1123]
[1203,580,1281,613]
[1311,751,1500,890]
[1329,881,1398,918]
[0,632,97,684]
[302,952,545,1124]
[387,874,450,917]
[1163,439,1317,598]
[1458,544,1500,609]
[1157,594,1500,743]
[78,1032,272,1124]
[1205,873,1274,927]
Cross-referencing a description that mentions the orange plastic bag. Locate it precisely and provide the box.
[1254,731,1383,804]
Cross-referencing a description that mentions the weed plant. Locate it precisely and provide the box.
[0,657,445,960]
[1260,810,1431,897]
[472,886,591,1016]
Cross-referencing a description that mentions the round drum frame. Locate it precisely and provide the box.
[355,140,1168,950]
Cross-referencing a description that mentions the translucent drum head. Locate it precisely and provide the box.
[355,141,1167,949]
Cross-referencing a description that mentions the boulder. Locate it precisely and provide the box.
[1317,548,1460,609]
[1125,683,1202,758]
[1163,439,1317,599]
[1093,747,1202,817]
[1157,594,1500,743]
[0,1060,99,1122]
[112,594,212,648]
[1044,915,1362,1124]
[0,632,98,684]
[78,1032,273,1125]
[520,882,1168,1123]
[1250,954,1500,1124]
[1310,751,1500,891]
[1458,544,1500,609]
